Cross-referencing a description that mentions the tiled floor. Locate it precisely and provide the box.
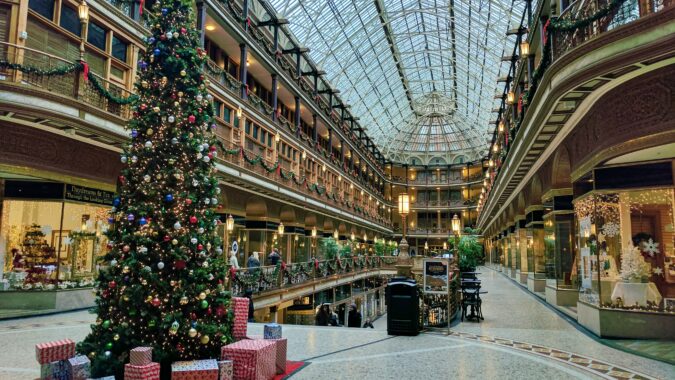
[0,269,673,379]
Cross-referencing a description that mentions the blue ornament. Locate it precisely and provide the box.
[165,194,174,202]
[131,130,138,138]
[161,8,168,15]
[139,217,147,226]
[113,197,121,207]
[127,214,135,221]
[139,61,147,70]
[107,217,114,224]
[153,48,160,56]
[191,321,198,328]
[148,37,155,44]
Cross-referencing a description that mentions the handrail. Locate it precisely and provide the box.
[228,256,399,297]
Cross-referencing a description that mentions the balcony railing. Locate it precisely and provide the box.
[0,42,134,119]
[228,255,398,296]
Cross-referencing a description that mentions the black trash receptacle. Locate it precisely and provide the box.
[386,277,420,336]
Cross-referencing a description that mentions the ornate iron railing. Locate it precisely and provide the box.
[228,256,398,296]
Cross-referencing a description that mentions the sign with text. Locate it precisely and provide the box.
[65,184,115,206]
[423,258,450,294]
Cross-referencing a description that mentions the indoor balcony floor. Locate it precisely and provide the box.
[0,269,673,379]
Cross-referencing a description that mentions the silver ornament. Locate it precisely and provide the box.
[157,262,165,270]
[174,222,181,230]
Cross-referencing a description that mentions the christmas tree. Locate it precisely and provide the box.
[619,244,651,282]
[77,0,232,376]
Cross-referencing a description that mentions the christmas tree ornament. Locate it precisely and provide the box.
[188,328,197,338]
[172,239,178,245]
[168,115,175,123]
[200,335,210,344]
[127,214,135,221]
[131,156,138,163]
[180,296,188,305]
[102,320,111,329]
[157,261,165,270]
[165,194,174,202]
[121,156,128,163]
[200,300,209,309]
[199,292,206,300]
[174,222,181,230]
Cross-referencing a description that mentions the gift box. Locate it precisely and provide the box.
[217,360,233,380]
[263,323,281,340]
[232,297,249,339]
[130,347,153,365]
[86,376,115,380]
[40,359,70,380]
[124,362,160,380]
[221,339,276,380]
[171,359,219,380]
[36,339,76,364]
[269,338,287,375]
[67,355,91,380]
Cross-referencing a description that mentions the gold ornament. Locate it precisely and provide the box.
[180,70,187,77]
[188,328,197,337]
[146,128,153,135]
[153,106,160,113]
[180,296,188,305]
[205,289,211,295]
[178,91,184,97]
[113,334,120,341]
[172,239,178,245]
[199,292,206,300]
[200,335,210,344]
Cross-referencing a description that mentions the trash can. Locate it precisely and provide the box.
[386,277,420,336]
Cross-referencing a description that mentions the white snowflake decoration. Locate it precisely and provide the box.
[601,222,620,238]
[652,267,663,277]
[641,238,660,257]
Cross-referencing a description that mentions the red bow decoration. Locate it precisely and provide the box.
[80,61,89,81]
[276,164,281,176]
[314,258,319,270]
[543,19,551,46]
[229,266,236,280]
[139,0,145,17]
[280,261,286,271]
[246,17,251,27]
[239,147,244,159]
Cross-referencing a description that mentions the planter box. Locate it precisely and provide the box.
[577,300,675,339]
[527,276,545,293]
[0,288,95,311]
[545,285,578,307]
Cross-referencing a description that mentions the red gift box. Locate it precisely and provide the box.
[171,359,218,380]
[269,338,287,375]
[124,362,160,380]
[36,339,76,364]
[221,339,276,380]
[130,347,153,366]
[232,297,249,339]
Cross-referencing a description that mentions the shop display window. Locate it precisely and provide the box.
[575,189,674,312]
[527,221,545,279]
[544,212,575,289]
[1,199,108,290]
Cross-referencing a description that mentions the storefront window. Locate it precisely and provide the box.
[575,189,674,312]
[1,196,108,290]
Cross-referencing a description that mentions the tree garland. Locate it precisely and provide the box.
[87,72,139,105]
[549,0,627,32]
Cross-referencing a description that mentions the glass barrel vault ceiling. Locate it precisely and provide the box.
[267,0,524,164]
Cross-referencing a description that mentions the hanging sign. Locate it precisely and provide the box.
[65,184,115,206]
[231,241,239,255]
[423,258,450,294]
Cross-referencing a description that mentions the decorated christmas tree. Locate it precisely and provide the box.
[77,0,232,376]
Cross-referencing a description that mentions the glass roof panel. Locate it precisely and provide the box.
[269,0,523,162]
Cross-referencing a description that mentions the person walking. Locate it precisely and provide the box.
[362,318,374,329]
[244,289,255,322]
[347,303,362,328]
[315,304,330,326]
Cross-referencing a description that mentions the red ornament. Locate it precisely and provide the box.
[151,297,161,307]
[181,27,187,34]
[140,103,147,110]
[190,216,198,224]
[186,199,193,205]
[210,145,217,152]
[108,281,116,289]
[175,260,186,270]
[176,343,184,352]
[188,115,196,123]
[207,153,213,159]
[122,245,130,252]
[118,175,126,183]
[163,235,170,242]
[216,306,225,317]
[206,307,212,316]
[190,312,197,320]
[197,244,204,251]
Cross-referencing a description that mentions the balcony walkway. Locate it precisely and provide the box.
[1,269,672,379]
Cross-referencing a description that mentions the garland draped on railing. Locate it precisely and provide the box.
[0,60,138,105]
[548,0,627,31]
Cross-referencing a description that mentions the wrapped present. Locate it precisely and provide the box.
[36,339,76,364]
[217,360,233,380]
[40,359,70,380]
[171,359,219,380]
[263,323,281,340]
[86,376,115,380]
[124,362,160,380]
[67,355,91,380]
[221,339,276,380]
[232,297,249,339]
[270,338,287,375]
[130,347,153,365]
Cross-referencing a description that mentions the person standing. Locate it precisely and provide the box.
[347,303,362,328]
[247,252,260,273]
[229,250,239,269]
[268,248,281,266]
[315,304,330,326]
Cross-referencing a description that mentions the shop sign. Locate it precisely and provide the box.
[65,185,115,206]
[231,241,239,255]
[423,258,449,294]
